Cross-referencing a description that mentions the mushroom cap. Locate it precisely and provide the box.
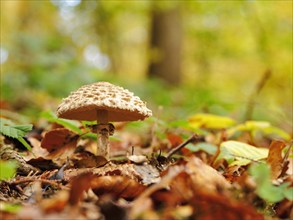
[56,82,152,122]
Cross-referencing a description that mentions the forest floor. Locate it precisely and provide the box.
[0,110,292,220]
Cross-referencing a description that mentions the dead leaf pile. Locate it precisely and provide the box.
[0,116,292,219]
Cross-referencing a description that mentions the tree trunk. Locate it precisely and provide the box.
[148,7,182,85]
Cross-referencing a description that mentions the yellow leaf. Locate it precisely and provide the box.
[188,113,235,129]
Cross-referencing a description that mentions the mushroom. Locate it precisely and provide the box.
[56,82,152,159]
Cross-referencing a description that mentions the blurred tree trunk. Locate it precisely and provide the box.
[148,7,182,85]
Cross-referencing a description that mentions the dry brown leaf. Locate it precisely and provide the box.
[275,199,293,219]
[166,160,262,220]
[41,190,69,213]
[26,157,59,170]
[72,152,108,168]
[185,156,231,193]
[91,176,146,199]
[163,157,231,207]
[129,165,184,218]
[69,172,95,206]
[28,137,49,158]
[266,140,287,179]
[130,157,232,219]
[41,128,79,153]
[63,162,160,186]
[167,132,183,148]
[187,190,264,220]
[44,135,78,165]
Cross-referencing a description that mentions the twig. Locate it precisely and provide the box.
[9,177,61,187]
[245,69,272,120]
[166,134,199,159]
[229,154,263,164]
[278,142,293,178]
[282,141,292,164]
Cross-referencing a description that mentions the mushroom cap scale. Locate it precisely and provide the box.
[56,82,152,122]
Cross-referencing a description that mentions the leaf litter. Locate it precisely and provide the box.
[0,112,292,219]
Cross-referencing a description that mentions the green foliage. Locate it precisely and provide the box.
[186,142,217,155]
[0,118,33,151]
[216,141,268,166]
[0,118,32,138]
[0,160,18,180]
[227,120,290,141]
[40,110,82,134]
[0,202,21,213]
[41,110,121,141]
[1,0,292,128]
[249,163,293,203]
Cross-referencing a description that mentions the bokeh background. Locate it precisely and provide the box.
[1,0,292,132]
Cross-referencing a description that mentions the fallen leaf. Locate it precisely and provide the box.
[266,140,287,179]
[26,157,59,171]
[185,156,231,193]
[216,141,268,166]
[127,155,148,164]
[69,172,94,206]
[41,128,79,153]
[72,152,108,168]
[63,162,161,186]
[41,129,79,165]
[130,165,184,218]
[187,190,264,220]
[27,137,49,158]
[91,176,146,199]
[167,132,183,148]
[98,195,127,220]
[275,199,293,219]
[40,191,69,213]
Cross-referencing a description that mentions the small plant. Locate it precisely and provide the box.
[0,160,18,180]
[249,163,293,203]
[0,118,33,151]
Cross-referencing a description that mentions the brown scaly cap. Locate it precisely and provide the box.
[56,82,152,122]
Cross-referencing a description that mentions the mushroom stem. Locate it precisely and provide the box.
[97,109,110,159]
[97,126,110,159]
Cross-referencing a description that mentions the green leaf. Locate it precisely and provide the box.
[17,137,32,151]
[262,126,291,141]
[0,160,18,180]
[40,110,82,134]
[0,119,34,152]
[0,202,22,213]
[0,119,33,139]
[216,141,268,166]
[186,142,217,155]
[188,113,235,129]
[284,186,293,200]
[257,183,284,203]
[169,120,209,135]
[168,120,190,128]
[0,118,14,126]
[249,163,292,203]
[227,121,290,141]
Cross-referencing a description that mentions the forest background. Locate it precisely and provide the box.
[0,0,292,134]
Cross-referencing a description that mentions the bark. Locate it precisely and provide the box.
[148,7,182,85]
